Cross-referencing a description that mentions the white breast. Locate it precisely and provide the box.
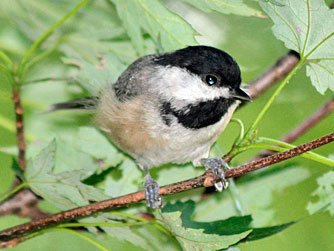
[138,101,239,168]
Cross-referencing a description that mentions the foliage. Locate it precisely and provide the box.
[307,171,334,215]
[0,0,333,250]
[260,0,334,94]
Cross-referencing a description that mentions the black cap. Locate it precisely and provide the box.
[154,45,241,89]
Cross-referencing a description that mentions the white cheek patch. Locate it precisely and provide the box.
[151,66,230,106]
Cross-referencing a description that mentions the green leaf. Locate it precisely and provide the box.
[76,127,125,167]
[3,0,139,71]
[306,60,334,95]
[184,0,263,17]
[54,137,97,177]
[25,139,109,210]
[194,165,310,227]
[25,139,56,181]
[63,52,127,95]
[104,159,143,197]
[158,200,295,248]
[157,201,252,250]
[25,138,147,248]
[100,226,153,251]
[75,127,143,197]
[260,0,334,94]
[112,0,146,55]
[112,0,198,54]
[241,221,295,242]
[307,171,334,215]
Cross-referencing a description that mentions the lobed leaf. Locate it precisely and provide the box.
[111,0,198,54]
[157,201,252,250]
[157,200,295,250]
[194,165,310,226]
[184,0,263,17]
[63,52,127,95]
[260,0,334,94]
[25,140,109,210]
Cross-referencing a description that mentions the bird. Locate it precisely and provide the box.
[50,45,252,208]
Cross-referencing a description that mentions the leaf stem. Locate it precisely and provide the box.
[22,40,63,77]
[231,118,245,146]
[49,228,109,251]
[0,50,13,68]
[109,211,172,235]
[109,211,150,222]
[225,60,304,163]
[238,142,333,167]
[58,221,148,228]
[0,182,27,204]
[301,0,311,56]
[258,137,334,166]
[23,77,73,86]
[0,64,11,75]
[304,32,334,59]
[245,60,303,138]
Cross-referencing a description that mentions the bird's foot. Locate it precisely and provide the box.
[200,157,230,191]
[145,174,163,209]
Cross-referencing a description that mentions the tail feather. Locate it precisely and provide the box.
[48,97,99,112]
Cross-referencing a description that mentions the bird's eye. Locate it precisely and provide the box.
[205,75,217,86]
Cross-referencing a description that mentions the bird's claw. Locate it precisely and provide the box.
[145,175,163,209]
[200,157,230,191]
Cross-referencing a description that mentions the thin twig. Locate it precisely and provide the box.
[12,89,26,170]
[254,99,334,160]
[0,90,48,220]
[280,99,334,143]
[23,77,73,85]
[245,50,300,99]
[0,189,49,220]
[0,133,332,245]
[0,238,25,249]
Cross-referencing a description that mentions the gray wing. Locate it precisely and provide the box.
[113,54,156,101]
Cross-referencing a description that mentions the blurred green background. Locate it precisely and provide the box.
[0,0,333,250]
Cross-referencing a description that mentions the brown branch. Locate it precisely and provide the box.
[280,99,334,143]
[245,50,300,99]
[0,133,333,246]
[12,89,26,170]
[0,238,25,249]
[0,89,48,220]
[254,98,334,160]
[0,189,49,219]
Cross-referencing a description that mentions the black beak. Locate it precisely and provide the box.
[230,88,252,102]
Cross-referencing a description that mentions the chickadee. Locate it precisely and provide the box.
[51,45,252,208]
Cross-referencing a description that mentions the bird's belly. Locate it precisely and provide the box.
[139,102,239,167]
[136,109,234,167]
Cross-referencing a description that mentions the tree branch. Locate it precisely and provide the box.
[280,99,334,143]
[245,50,300,99]
[12,89,26,170]
[0,189,49,220]
[0,89,48,220]
[0,133,332,245]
